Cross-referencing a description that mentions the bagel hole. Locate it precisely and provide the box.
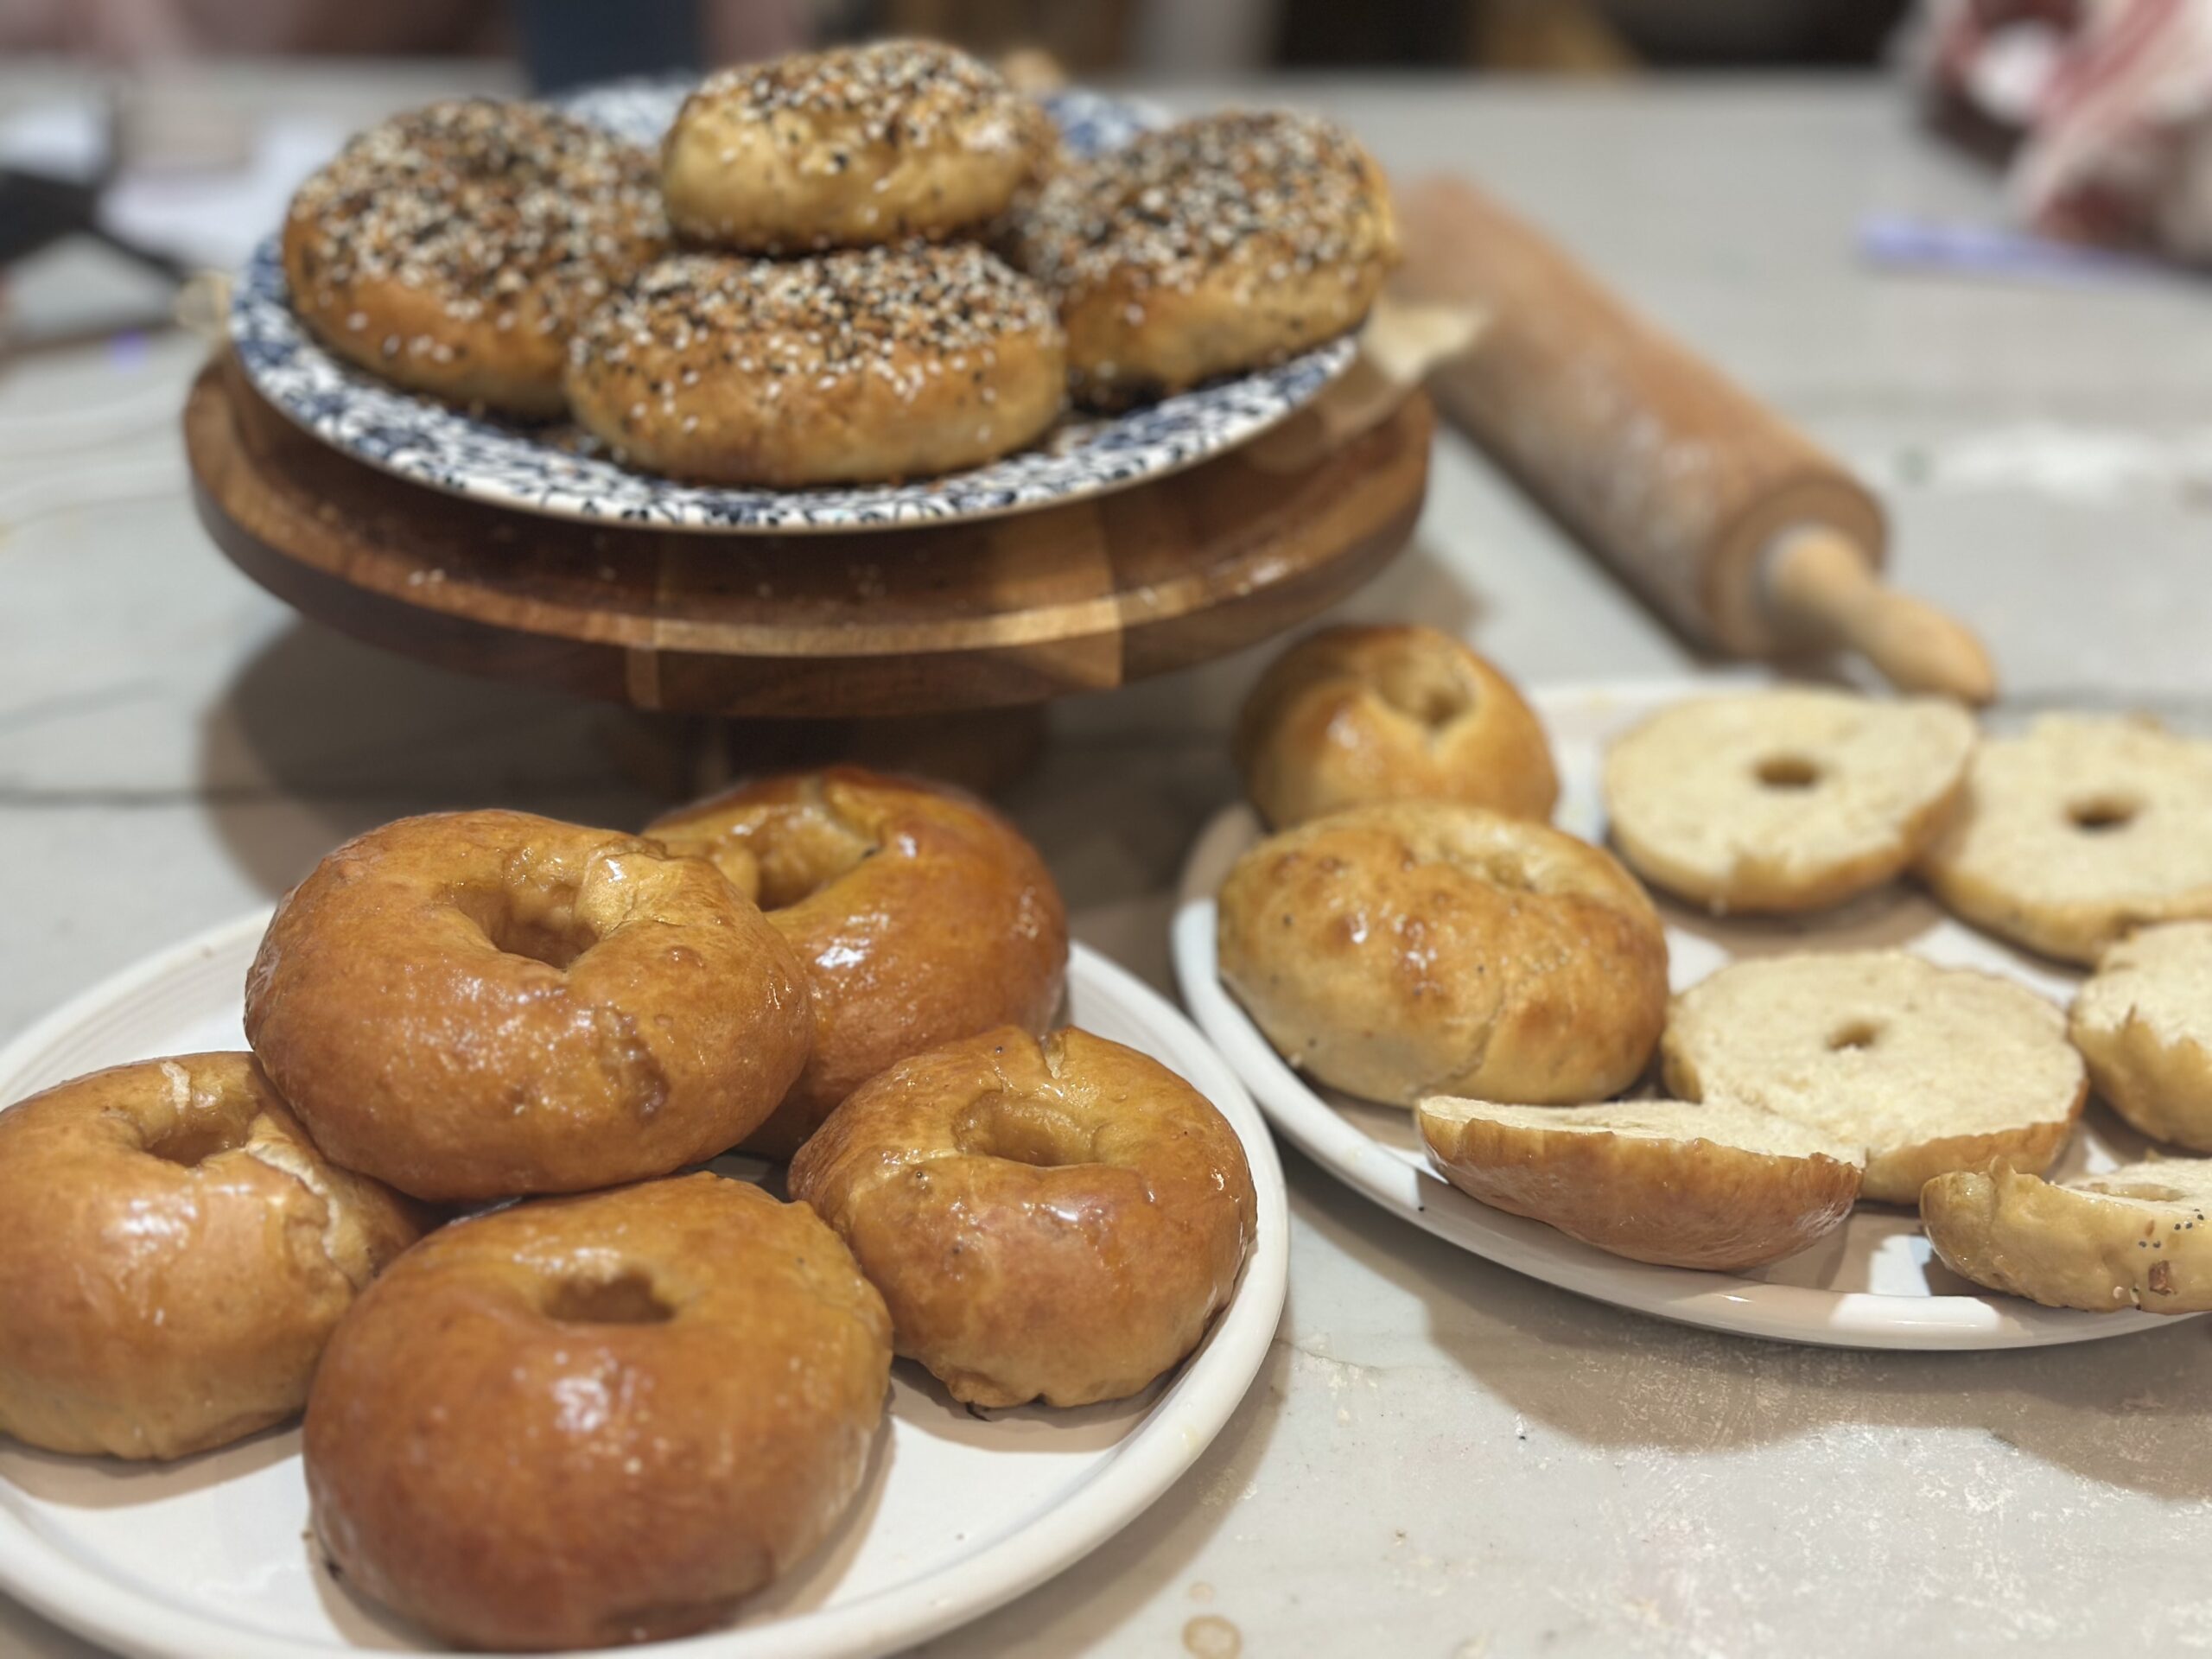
[1373,657,1474,728]
[1754,754,1822,791]
[459,886,598,970]
[1827,1020,1882,1052]
[143,1121,244,1167]
[543,1269,673,1326]
[748,808,878,910]
[953,1092,1094,1169]
[2067,795,2139,833]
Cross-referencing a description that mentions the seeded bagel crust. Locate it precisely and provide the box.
[283,99,664,416]
[1008,110,1397,408]
[567,246,1065,486]
[664,41,1053,251]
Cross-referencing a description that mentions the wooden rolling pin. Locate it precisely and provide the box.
[1395,175,1996,703]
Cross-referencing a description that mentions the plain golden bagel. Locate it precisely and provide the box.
[791,1027,1255,1408]
[1419,1096,1864,1271]
[1216,802,1669,1107]
[244,810,813,1203]
[304,1174,891,1651]
[2069,922,2212,1152]
[1915,714,2212,965]
[648,768,1069,1158]
[1601,688,1975,915]
[282,99,664,416]
[1235,624,1559,829]
[664,40,1054,251]
[1661,951,2086,1205]
[1008,109,1398,407]
[566,245,1067,485]
[0,1054,425,1460]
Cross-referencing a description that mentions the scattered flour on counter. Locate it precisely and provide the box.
[1856,423,2212,503]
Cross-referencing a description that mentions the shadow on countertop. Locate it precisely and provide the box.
[194,620,677,898]
[1287,1139,2212,1505]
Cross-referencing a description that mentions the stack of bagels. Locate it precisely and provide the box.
[280,37,1399,486]
[1219,623,2212,1316]
[0,766,1255,1652]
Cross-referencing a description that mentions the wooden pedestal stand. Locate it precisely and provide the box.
[183,356,1431,792]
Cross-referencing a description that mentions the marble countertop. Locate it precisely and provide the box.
[3,64,2209,1659]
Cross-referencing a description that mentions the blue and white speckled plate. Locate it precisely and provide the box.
[227,82,1357,534]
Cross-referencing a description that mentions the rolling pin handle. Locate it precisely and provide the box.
[1764,526,1998,706]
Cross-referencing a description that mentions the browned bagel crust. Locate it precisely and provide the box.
[304,1173,891,1651]
[663,40,1054,251]
[282,99,665,416]
[1008,110,1397,408]
[649,768,1069,1158]
[244,810,813,1202]
[0,1053,426,1460]
[1217,803,1669,1106]
[1236,625,1560,828]
[791,1027,1255,1408]
[1419,1098,1864,1271]
[564,245,1066,486]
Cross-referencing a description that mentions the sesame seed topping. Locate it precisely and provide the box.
[1010,110,1391,301]
[287,99,664,336]
[685,39,1033,155]
[573,244,1059,415]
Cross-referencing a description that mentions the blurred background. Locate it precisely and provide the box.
[0,0,1920,79]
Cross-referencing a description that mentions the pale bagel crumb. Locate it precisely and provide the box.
[664,41,1053,251]
[1922,1156,2212,1313]
[2070,922,2212,1152]
[566,246,1066,486]
[1008,110,1397,408]
[1661,950,2086,1204]
[1601,688,1974,916]
[1916,714,2212,964]
[1419,1096,1863,1271]
[1217,802,1669,1107]
[1235,625,1559,830]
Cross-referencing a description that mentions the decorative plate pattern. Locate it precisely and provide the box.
[228,81,1357,534]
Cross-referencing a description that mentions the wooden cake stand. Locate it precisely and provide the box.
[183,355,1431,784]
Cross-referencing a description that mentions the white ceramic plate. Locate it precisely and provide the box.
[0,912,1287,1658]
[228,83,1356,535]
[1173,677,2191,1351]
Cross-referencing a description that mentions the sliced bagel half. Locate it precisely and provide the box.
[1418,1096,1864,1271]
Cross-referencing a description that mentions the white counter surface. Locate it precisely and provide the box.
[3,64,2209,1659]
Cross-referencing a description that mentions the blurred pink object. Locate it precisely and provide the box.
[1909,0,2212,262]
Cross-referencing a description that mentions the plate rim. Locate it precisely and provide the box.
[225,79,1360,538]
[1170,677,2192,1354]
[0,910,1289,1659]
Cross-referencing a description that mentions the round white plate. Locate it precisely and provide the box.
[228,83,1355,535]
[0,912,1287,1659]
[1173,677,2191,1352]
